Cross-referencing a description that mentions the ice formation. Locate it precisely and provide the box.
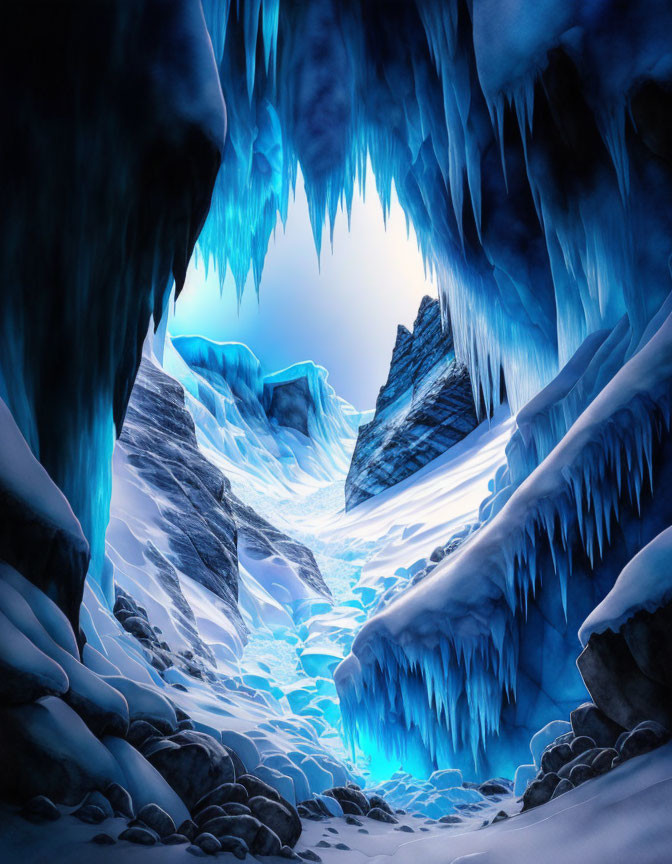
[165,334,367,497]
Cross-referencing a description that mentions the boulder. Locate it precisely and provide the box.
[102,676,177,733]
[325,785,369,815]
[521,773,560,811]
[570,736,595,757]
[0,609,69,703]
[578,631,672,731]
[367,794,392,815]
[21,795,60,822]
[253,823,283,857]
[194,832,221,854]
[105,782,134,818]
[127,720,163,748]
[592,748,618,775]
[147,731,235,810]
[137,803,176,837]
[368,807,398,823]
[248,795,301,847]
[550,779,574,799]
[568,764,596,786]
[477,780,509,797]
[219,835,249,860]
[570,702,626,748]
[73,804,106,824]
[238,774,281,803]
[118,826,157,845]
[540,744,571,774]
[619,721,671,761]
[104,736,190,827]
[194,782,248,812]
[198,814,261,846]
[177,819,199,841]
[0,696,122,804]
[91,833,116,845]
[83,790,114,819]
[162,833,190,845]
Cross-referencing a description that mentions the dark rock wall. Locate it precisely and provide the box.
[345,296,479,509]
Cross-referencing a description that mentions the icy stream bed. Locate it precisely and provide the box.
[218,408,514,795]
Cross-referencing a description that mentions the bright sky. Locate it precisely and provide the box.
[170,169,436,411]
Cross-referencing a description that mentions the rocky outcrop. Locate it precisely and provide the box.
[109,351,331,667]
[345,296,478,510]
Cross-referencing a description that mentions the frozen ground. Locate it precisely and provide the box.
[4,743,671,863]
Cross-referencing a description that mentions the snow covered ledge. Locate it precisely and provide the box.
[336,306,672,778]
[577,527,672,732]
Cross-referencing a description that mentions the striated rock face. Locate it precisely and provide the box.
[345,296,478,510]
[108,349,330,665]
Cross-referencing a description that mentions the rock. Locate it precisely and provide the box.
[521,772,560,811]
[367,794,393,814]
[492,810,509,822]
[199,814,262,846]
[568,764,596,786]
[281,846,302,860]
[21,795,60,822]
[162,833,190,845]
[122,615,155,640]
[619,721,671,761]
[187,845,207,857]
[238,773,281,803]
[73,804,106,824]
[439,815,463,824]
[337,800,363,816]
[570,702,626,748]
[0,608,70,704]
[137,803,175,837]
[194,782,248,812]
[177,819,199,841]
[253,823,283,857]
[368,807,398,823]
[0,697,122,804]
[219,835,249,860]
[477,780,510,797]
[298,851,322,862]
[397,824,414,832]
[103,676,177,734]
[195,832,221,854]
[345,815,362,826]
[118,826,157,845]
[551,779,574,799]
[220,802,251,816]
[82,790,114,819]
[541,743,572,773]
[592,748,618,774]
[91,833,116,845]
[325,785,370,815]
[578,630,672,731]
[248,795,301,847]
[105,782,134,819]
[195,804,226,826]
[147,730,235,810]
[345,297,478,509]
[570,736,596,757]
[557,747,601,780]
[127,720,163,748]
[103,737,189,828]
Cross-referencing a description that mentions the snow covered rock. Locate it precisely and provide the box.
[0,399,89,632]
[345,297,478,509]
[0,696,122,804]
[578,527,672,731]
[104,736,190,827]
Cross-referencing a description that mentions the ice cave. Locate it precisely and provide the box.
[1,1,672,862]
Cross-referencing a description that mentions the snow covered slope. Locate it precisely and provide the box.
[165,335,369,498]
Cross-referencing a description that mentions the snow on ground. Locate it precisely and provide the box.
[4,744,672,863]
